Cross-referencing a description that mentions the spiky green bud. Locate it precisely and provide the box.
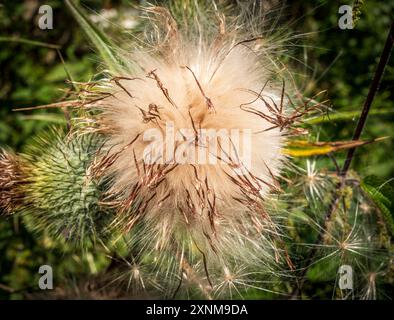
[21,130,111,246]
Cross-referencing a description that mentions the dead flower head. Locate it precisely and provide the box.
[0,149,26,215]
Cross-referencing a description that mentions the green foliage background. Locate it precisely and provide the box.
[0,0,393,299]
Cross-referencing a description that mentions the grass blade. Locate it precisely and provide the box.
[0,36,60,49]
[65,0,120,73]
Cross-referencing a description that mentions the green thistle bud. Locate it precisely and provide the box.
[21,129,111,246]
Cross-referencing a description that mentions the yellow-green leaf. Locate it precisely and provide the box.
[283,137,388,157]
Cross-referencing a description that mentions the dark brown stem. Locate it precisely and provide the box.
[341,22,394,176]
[291,22,394,299]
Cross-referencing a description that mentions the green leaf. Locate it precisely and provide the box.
[0,36,60,49]
[306,108,394,125]
[19,114,67,124]
[306,258,339,282]
[361,175,394,235]
[283,137,387,157]
[64,0,120,73]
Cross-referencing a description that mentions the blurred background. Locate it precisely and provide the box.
[0,0,393,299]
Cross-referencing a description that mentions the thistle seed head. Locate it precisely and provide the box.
[67,2,318,272]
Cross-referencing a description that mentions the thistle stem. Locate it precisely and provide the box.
[291,21,394,299]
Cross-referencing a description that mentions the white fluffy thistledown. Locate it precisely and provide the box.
[78,5,295,280]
